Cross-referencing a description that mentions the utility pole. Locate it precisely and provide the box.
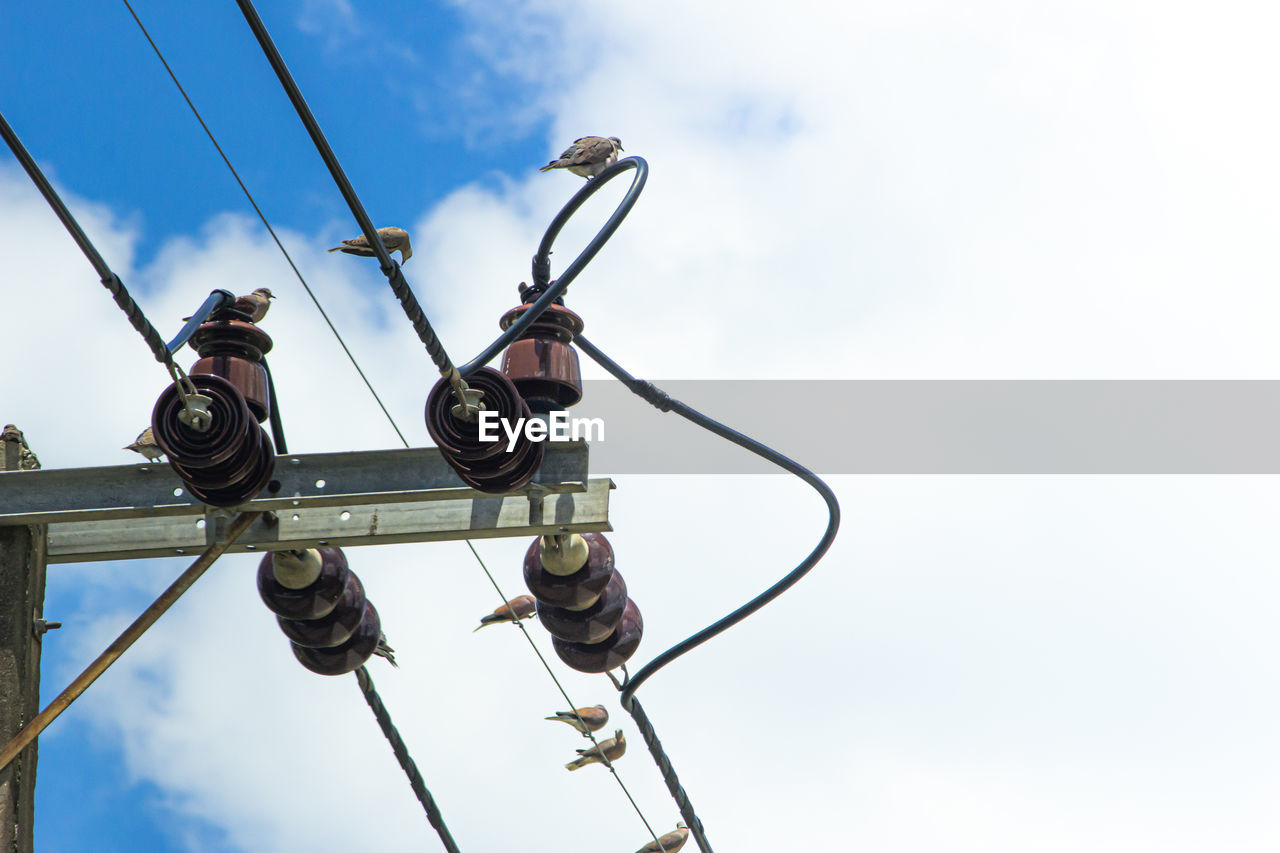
[0,425,47,853]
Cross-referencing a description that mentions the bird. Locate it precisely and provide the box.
[545,704,609,735]
[123,427,165,462]
[235,287,275,323]
[182,288,275,323]
[539,136,624,179]
[635,823,690,853]
[373,632,398,668]
[473,595,537,632]
[328,226,413,263]
[565,729,625,771]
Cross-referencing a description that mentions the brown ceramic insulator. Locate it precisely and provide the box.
[152,373,254,469]
[523,533,614,609]
[189,320,274,422]
[277,573,367,648]
[424,366,544,493]
[291,601,382,676]
[498,302,585,414]
[191,356,269,423]
[257,547,350,621]
[182,426,275,507]
[537,570,628,644]
[552,599,643,674]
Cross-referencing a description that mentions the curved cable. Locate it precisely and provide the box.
[456,156,648,376]
[571,336,841,703]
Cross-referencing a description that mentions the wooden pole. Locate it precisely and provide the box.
[0,425,47,853]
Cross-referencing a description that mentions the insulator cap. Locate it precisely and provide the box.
[424,366,544,493]
[537,569,628,644]
[291,601,382,676]
[277,572,367,648]
[523,533,614,608]
[498,303,584,415]
[188,319,274,422]
[552,599,643,674]
[257,547,350,620]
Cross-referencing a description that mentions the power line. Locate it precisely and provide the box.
[120,0,410,448]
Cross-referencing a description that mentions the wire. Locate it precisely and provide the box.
[463,540,664,849]
[572,335,842,853]
[0,109,176,370]
[120,0,410,448]
[232,0,475,410]
[355,666,462,852]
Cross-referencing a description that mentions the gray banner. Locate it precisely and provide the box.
[558,380,1280,474]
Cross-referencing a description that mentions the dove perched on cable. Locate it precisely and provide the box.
[473,595,537,632]
[124,427,165,462]
[634,823,690,853]
[565,729,626,771]
[328,226,413,263]
[539,136,624,179]
[545,704,609,736]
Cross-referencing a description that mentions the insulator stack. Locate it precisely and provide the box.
[257,547,385,676]
[424,366,544,493]
[523,533,644,673]
[151,373,274,506]
[498,299,584,416]
[151,314,277,507]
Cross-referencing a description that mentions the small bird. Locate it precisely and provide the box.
[539,136,624,179]
[545,704,609,735]
[328,226,413,263]
[182,288,275,323]
[124,427,165,462]
[565,729,626,771]
[235,287,275,323]
[473,595,537,632]
[374,632,398,668]
[635,823,690,853]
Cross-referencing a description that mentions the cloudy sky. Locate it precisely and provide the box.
[1,1,1277,851]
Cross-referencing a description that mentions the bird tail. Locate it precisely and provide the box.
[565,756,588,771]
[538,163,556,172]
[326,246,342,252]
[472,618,502,633]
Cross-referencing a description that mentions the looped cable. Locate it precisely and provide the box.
[456,156,649,376]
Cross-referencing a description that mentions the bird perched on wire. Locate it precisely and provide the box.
[539,136,624,179]
[634,823,690,853]
[373,632,398,668]
[545,704,609,736]
[473,595,537,632]
[124,427,165,462]
[328,226,413,263]
[565,729,626,771]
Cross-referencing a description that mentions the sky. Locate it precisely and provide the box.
[1,0,1278,851]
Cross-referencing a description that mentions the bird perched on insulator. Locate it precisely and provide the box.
[182,288,274,323]
[634,823,690,853]
[539,136,623,179]
[565,729,626,771]
[235,287,275,323]
[328,226,413,263]
[373,632,398,668]
[124,427,165,462]
[545,704,609,736]
[473,595,537,632]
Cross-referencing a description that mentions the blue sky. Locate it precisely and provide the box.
[2,1,1279,851]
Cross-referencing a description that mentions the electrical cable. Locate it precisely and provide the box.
[355,666,462,853]
[573,335,842,853]
[121,0,410,448]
